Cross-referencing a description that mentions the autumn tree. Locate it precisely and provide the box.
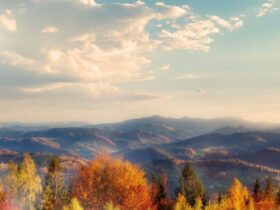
[72,155,152,210]
[193,197,203,210]
[256,177,276,209]
[42,156,69,210]
[104,202,120,210]
[227,178,252,210]
[177,163,206,206]
[5,154,42,210]
[151,172,171,210]
[63,198,84,210]
[0,180,7,204]
[173,194,192,210]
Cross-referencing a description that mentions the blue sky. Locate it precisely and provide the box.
[0,0,279,123]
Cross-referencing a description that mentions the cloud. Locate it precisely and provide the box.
[197,89,213,96]
[174,74,202,80]
[20,82,160,101]
[0,10,17,32]
[155,2,189,19]
[42,26,59,33]
[257,0,279,17]
[159,16,244,52]
[0,51,35,68]
[79,0,101,7]
[0,0,248,104]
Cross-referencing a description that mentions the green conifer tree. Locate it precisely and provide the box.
[253,178,262,202]
[177,163,206,206]
[42,156,69,210]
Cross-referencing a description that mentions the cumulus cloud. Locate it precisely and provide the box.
[0,0,247,102]
[42,26,59,33]
[0,10,17,32]
[257,0,279,17]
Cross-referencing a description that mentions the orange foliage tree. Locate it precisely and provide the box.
[72,155,153,210]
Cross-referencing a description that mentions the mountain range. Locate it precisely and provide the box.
[1,115,280,194]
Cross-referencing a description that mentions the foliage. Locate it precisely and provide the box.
[177,163,206,206]
[72,155,152,210]
[173,194,192,210]
[151,172,171,210]
[226,178,251,210]
[5,154,42,210]
[253,179,261,202]
[42,156,69,210]
[103,202,120,210]
[63,198,84,210]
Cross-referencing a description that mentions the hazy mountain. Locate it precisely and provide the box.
[1,116,280,193]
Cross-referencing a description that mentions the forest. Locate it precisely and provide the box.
[0,154,279,210]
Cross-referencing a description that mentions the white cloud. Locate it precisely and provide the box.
[257,0,279,17]
[159,15,244,52]
[0,10,17,32]
[174,74,202,80]
[0,51,35,67]
[21,83,73,93]
[155,2,189,19]
[42,26,59,33]
[79,0,100,7]
[21,82,160,101]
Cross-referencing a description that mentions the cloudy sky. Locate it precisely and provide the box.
[0,0,279,123]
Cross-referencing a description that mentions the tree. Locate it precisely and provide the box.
[264,177,274,199]
[104,202,120,210]
[173,194,192,210]
[72,155,152,210]
[42,156,69,210]
[0,180,7,204]
[193,197,203,210]
[276,188,280,206]
[177,163,206,206]
[63,198,83,210]
[253,179,262,202]
[227,178,251,210]
[5,154,42,210]
[151,172,171,210]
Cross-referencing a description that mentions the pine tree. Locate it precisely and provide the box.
[42,156,69,210]
[177,163,206,206]
[275,188,280,206]
[253,179,262,202]
[264,177,274,199]
[151,172,170,210]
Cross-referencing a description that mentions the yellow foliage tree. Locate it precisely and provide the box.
[193,197,203,210]
[63,198,84,210]
[5,154,42,210]
[103,202,120,210]
[72,155,152,210]
[174,194,193,210]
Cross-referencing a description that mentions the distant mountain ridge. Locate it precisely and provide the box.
[1,115,280,193]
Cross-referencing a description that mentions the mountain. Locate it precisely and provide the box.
[1,116,280,193]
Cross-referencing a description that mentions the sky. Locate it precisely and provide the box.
[0,0,279,123]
